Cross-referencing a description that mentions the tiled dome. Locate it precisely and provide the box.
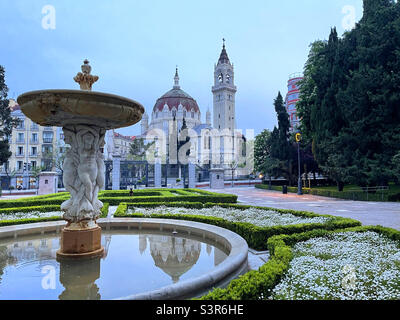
[153,88,200,113]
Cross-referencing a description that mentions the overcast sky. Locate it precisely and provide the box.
[0,0,363,137]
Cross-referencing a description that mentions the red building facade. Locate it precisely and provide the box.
[285,73,303,132]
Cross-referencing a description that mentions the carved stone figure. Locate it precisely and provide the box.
[17,60,144,259]
[73,60,99,91]
[61,125,105,224]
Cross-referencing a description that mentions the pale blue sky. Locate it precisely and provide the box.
[0,0,363,136]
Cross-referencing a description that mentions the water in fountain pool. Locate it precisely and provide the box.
[0,230,229,300]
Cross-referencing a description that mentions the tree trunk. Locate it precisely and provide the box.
[337,181,344,192]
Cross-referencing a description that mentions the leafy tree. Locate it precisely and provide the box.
[297,0,400,189]
[30,165,46,190]
[269,92,298,185]
[392,151,400,183]
[128,137,154,161]
[0,66,19,166]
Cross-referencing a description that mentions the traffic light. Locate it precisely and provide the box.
[23,163,27,171]
[295,133,302,143]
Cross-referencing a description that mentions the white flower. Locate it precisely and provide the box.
[271,232,400,300]
[129,206,330,227]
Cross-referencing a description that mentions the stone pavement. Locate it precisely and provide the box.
[207,187,400,231]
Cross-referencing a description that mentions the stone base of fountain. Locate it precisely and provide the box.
[56,224,104,260]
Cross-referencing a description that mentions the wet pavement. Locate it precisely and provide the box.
[207,187,400,230]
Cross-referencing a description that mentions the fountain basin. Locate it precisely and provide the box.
[0,219,248,300]
[17,89,145,129]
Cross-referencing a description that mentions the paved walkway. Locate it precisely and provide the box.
[207,187,400,230]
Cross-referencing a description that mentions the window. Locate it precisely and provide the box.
[31,133,38,142]
[42,145,53,154]
[191,112,194,118]
[43,132,53,143]
[31,161,36,169]
[17,146,24,156]
[204,134,211,150]
[17,161,23,171]
[31,147,37,156]
[17,119,24,129]
[41,159,52,171]
[218,73,223,83]
[17,133,24,143]
[226,74,231,84]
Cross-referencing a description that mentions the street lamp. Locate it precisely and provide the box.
[295,132,303,195]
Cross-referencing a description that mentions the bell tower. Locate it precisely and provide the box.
[212,39,237,131]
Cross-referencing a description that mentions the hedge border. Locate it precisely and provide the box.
[199,225,400,300]
[0,189,237,208]
[255,184,399,202]
[0,202,109,225]
[114,202,361,251]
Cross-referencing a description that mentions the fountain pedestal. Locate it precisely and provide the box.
[17,60,144,260]
[57,224,104,260]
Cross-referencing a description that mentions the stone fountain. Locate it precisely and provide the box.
[17,60,144,259]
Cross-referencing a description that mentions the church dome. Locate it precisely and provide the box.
[152,68,200,113]
[153,88,200,113]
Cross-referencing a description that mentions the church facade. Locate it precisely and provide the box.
[139,41,246,178]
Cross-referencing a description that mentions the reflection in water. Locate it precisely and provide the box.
[141,234,201,283]
[58,258,101,300]
[0,231,229,300]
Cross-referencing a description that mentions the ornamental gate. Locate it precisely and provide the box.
[105,160,154,190]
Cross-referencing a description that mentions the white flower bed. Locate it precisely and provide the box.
[128,206,331,227]
[0,211,62,221]
[271,231,400,300]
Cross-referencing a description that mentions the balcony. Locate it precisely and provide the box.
[29,153,39,158]
[15,153,25,158]
[16,139,25,144]
[30,139,39,145]
[30,125,39,131]
[43,126,54,132]
[43,138,53,143]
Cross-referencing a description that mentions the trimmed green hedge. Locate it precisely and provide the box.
[0,202,109,223]
[0,216,64,227]
[0,195,69,209]
[0,205,61,214]
[100,202,110,218]
[255,184,393,202]
[199,225,400,300]
[0,189,237,209]
[114,202,361,251]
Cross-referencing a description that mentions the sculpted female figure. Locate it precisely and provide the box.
[61,126,80,221]
[92,129,106,213]
[75,125,100,219]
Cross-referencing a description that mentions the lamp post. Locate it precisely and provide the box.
[295,132,303,195]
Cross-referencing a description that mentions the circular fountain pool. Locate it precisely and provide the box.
[0,219,248,300]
